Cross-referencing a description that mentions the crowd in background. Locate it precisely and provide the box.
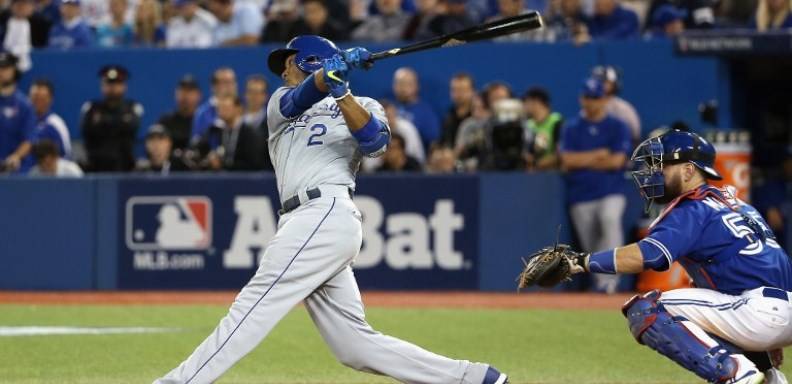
[0,0,788,61]
[0,47,643,177]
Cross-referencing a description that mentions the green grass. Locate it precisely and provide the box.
[0,304,788,383]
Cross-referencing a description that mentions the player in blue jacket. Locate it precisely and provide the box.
[556,130,792,384]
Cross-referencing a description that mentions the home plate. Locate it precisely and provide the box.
[0,326,179,336]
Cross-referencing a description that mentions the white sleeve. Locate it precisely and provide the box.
[360,98,389,132]
[266,87,293,136]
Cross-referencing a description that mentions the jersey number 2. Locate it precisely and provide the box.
[307,124,327,146]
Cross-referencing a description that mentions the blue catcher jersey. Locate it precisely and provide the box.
[641,184,792,295]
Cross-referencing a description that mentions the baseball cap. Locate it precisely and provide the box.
[177,74,200,89]
[173,0,196,6]
[0,51,18,67]
[99,65,129,83]
[652,5,686,27]
[580,77,605,98]
[146,124,170,139]
[61,0,81,4]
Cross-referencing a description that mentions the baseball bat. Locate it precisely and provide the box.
[369,11,543,62]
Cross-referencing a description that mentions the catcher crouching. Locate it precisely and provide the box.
[519,130,792,384]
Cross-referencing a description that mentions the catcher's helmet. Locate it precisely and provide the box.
[267,35,340,76]
[631,129,722,205]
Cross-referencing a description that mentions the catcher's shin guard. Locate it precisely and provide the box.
[622,290,745,383]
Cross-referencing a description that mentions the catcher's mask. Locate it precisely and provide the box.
[631,129,722,211]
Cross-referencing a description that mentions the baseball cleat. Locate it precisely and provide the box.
[723,355,764,384]
[765,368,789,384]
[483,366,508,384]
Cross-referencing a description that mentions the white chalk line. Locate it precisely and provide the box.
[0,326,180,337]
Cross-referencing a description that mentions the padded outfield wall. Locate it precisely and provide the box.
[0,173,644,291]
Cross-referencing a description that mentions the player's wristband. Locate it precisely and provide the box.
[587,249,617,274]
[334,90,352,101]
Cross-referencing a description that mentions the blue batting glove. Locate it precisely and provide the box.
[322,54,350,99]
[342,47,373,70]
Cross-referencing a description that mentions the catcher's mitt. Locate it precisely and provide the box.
[517,244,587,289]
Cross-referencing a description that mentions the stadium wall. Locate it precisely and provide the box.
[0,173,643,291]
[23,40,726,142]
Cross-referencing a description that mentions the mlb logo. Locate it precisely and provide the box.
[126,196,212,251]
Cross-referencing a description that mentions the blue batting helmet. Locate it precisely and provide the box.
[267,35,340,76]
[631,129,722,205]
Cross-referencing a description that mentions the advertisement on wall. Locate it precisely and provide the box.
[117,176,480,290]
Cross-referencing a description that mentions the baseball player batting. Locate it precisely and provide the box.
[519,130,792,384]
[153,35,508,384]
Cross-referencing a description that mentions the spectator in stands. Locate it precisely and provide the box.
[81,65,143,172]
[645,0,716,30]
[166,0,217,48]
[242,74,268,132]
[362,99,424,172]
[523,87,562,170]
[351,0,410,41]
[35,0,62,26]
[716,0,757,28]
[158,74,201,151]
[28,139,82,176]
[1,0,50,72]
[259,0,300,42]
[402,0,438,40]
[392,67,440,150]
[440,72,475,147]
[135,124,189,174]
[483,81,512,106]
[559,77,632,294]
[81,0,123,27]
[96,0,133,47]
[545,0,590,44]
[0,52,34,174]
[647,4,686,38]
[29,79,71,158]
[423,0,476,37]
[425,144,457,173]
[376,133,422,172]
[752,0,792,31]
[383,99,425,163]
[454,93,489,170]
[192,67,237,142]
[488,0,552,41]
[208,0,263,46]
[586,0,639,40]
[591,65,641,140]
[47,0,93,49]
[453,83,510,170]
[134,0,165,46]
[194,94,263,171]
[294,0,346,40]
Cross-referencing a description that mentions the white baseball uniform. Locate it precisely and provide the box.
[153,86,492,384]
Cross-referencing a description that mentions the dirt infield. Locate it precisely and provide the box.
[0,291,631,310]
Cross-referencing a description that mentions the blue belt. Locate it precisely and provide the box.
[762,287,790,301]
